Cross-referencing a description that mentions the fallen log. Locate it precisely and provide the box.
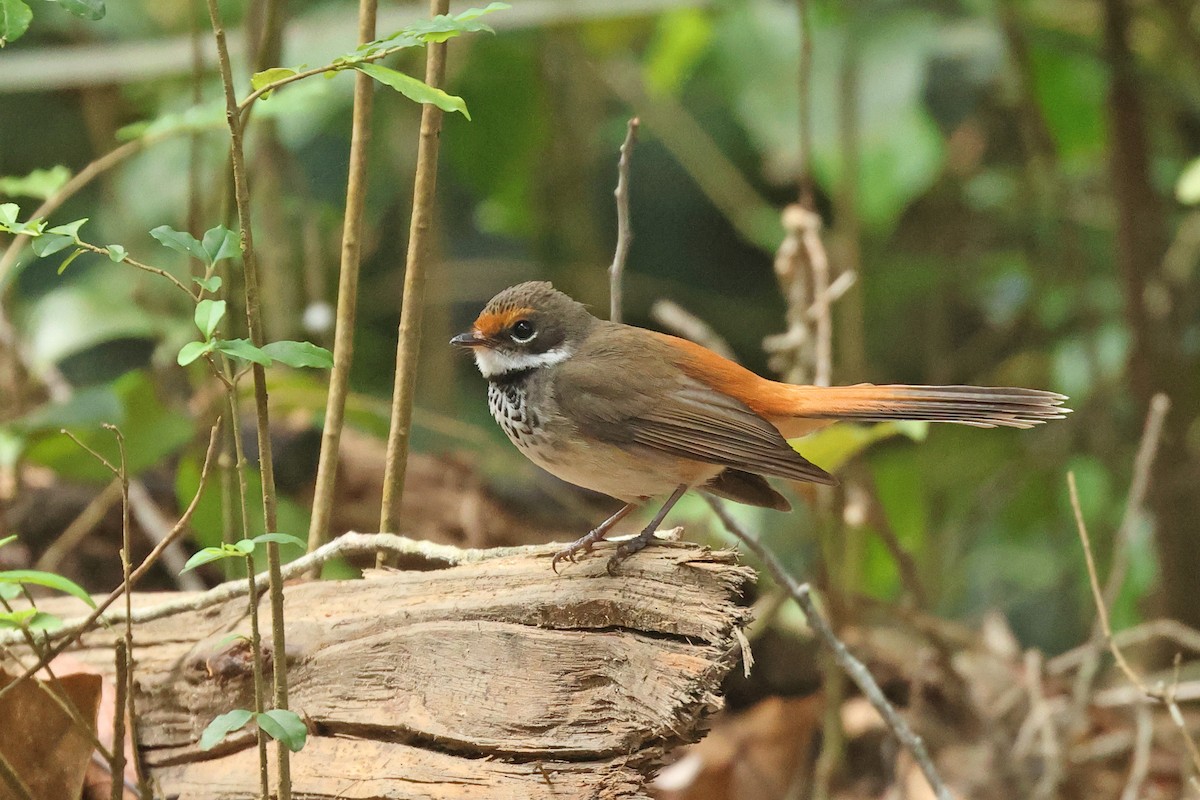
[8,536,754,799]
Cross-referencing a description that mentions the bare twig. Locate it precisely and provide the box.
[379,0,452,540]
[110,639,128,800]
[609,117,639,324]
[2,532,640,638]
[1119,700,1153,800]
[650,299,736,360]
[34,480,122,573]
[795,0,814,208]
[1070,394,1169,716]
[704,494,953,800]
[1067,470,1200,776]
[307,0,379,560]
[0,750,34,800]
[0,420,223,701]
[1050,619,1200,675]
[127,481,204,590]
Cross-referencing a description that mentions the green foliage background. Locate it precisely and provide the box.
[2,0,1198,655]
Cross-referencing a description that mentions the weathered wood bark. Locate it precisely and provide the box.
[17,541,753,799]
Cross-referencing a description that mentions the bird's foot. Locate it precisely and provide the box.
[551,528,608,573]
[605,526,661,575]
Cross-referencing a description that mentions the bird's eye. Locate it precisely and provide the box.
[510,319,536,343]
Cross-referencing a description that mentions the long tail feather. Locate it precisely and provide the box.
[769,384,1070,436]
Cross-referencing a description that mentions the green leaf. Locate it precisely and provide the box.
[56,248,85,275]
[354,63,470,120]
[232,539,257,556]
[251,67,297,99]
[0,166,72,200]
[47,218,87,238]
[256,709,307,752]
[181,546,235,573]
[202,226,238,264]
[261,340,333,369]
[0,609,62,632]
[31,234,74,258]
[150,225,210,265]
[0,583,17,601]
[216,338,272,366]
[194,299,226,340]
[253,532,307,549]
[0,570,96,607]
[0,203,19,226]
[118,101,224,142]
[48,0,104,21]
[0,0,32,46]
[105,244,126,262]
[199,708,254,750]
[1177,157,1200,205]
[177,340,215,366]
[193,275,222,293]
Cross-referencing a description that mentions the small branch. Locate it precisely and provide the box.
[0,420,223,701]
[609,117,639,324]
[243,550,271,800]
[0,139,147,287]
[1067,470,1200,776]
[379,0,452,538]
[110,639,128,800]
[1119,700,1153,800]
[650,299,736,361]
[704,495,953,800]
[307,0,379,558]
[0,750,34,800]
[204,0,290,792]
[34,480,122,572]
[1069,394,1169,716]
[795,0,814,208]
[7,532,582,639]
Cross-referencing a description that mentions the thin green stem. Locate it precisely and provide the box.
[307,0,379,558]
[379,0,451,539]
[203,2,291,795]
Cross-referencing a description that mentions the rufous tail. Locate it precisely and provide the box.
[767,384,1069,438]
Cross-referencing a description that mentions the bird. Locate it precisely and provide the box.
[451,281,1068,572]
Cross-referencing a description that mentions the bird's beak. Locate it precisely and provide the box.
[450,330,488,348]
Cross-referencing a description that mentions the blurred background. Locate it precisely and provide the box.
[1,0,1198,796]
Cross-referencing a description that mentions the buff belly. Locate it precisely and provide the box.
[487,381,720,503]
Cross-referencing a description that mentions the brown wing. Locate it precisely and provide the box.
[554,325,834,485]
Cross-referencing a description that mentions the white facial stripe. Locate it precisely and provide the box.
[473,346,571,378]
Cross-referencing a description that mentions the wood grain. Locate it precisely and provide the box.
[15,540,753,799]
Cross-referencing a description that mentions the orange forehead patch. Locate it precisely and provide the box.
[473,307,534,338]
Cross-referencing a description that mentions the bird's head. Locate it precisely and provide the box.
[451,281,597,379]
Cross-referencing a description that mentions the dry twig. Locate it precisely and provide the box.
[704,494,953,800]
[1068,470,1200,779]
[609,117,639,324]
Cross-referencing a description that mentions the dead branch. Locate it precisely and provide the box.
[609,117,639,324]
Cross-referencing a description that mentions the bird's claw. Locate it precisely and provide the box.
[551,537,597,573]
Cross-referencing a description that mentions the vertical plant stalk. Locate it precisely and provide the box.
[106,425,146,796]
[110,639,128,800]
[608,118,639,324]
[202,2,291,795]
[243,548,272,800]
[379,0,452,536]
[795,0,814,208]
[223,378,270,797]
[306,0,379,557]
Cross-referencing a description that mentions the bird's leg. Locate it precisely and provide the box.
[551,502,637,573]
[607,485,688,574]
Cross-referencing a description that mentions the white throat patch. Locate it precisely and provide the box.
[473,346,572,379]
